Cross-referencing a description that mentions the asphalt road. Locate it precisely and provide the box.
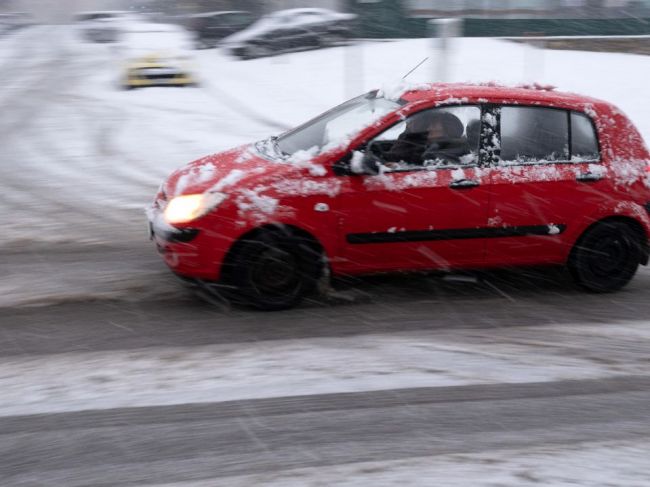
[2,377,650,486]
[4,239,650,355]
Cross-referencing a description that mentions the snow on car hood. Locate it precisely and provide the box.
[164,144,302,198]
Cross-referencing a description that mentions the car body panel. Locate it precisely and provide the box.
[124,56,196,88]
[335,167,491,273]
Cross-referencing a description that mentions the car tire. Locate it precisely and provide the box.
[320,33,344,48]
[568,221,642,293]
[228,228,324,310]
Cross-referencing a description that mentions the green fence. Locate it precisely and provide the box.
[356,16,650,39]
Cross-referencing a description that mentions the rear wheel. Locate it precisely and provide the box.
[568,221,642,293]
[320,33,345,48]
[242,43,269,59]
[227,229,324,310]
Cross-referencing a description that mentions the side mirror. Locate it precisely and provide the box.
[361,152,381,175]
[350,143,382,176]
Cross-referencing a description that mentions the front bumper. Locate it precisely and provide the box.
[126,79,195,89]
[148,220,199,244]
[147,211,228,281]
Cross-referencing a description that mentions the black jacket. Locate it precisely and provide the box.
[386,133,470,166]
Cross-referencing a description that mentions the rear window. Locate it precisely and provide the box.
[499,107,600,164]
[500,107,569,163]
[571,112,600,161]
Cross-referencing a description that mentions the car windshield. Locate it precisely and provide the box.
[276,92,403,157]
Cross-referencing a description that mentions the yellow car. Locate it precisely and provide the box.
[124,54,197,89]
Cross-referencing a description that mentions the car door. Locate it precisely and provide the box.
[485,106,607,266]
[335,105,492,274]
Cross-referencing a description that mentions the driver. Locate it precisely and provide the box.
[385,111,470,167]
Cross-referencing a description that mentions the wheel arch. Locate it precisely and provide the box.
[569,216,649,266]
[219,223,328,283]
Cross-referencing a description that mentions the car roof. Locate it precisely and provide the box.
[76,10,129,16]
[269,8,332,16]
[400,83,607,108]
[187,10,250,18]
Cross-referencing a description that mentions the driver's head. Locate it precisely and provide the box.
[406,111,464,141]
[428,112,464,141]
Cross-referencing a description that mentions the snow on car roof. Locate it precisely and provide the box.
[398,82,608,108]
[123,22,186,34]
[75,11,130,19]
[221,7,353,45]
[186,10,250,18]
[76,10,130,15]
[268,8,333,16]
[121,23,193,54]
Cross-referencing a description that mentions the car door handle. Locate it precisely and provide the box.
[450,179,480,189]
[576,172,604,183]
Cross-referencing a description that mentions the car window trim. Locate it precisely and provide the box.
[496,104,602,166]
[337,103,488,176]
[570,110,602,163]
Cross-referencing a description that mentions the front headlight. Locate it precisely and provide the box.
[164,192,227,224]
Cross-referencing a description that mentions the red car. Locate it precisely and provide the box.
[148,83,650,310]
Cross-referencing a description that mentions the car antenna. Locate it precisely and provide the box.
[402,57,429,80]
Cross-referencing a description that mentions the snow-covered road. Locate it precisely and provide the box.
[4,293,650,486]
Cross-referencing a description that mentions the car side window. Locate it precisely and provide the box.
[500,107,569,164]
[571,111,600,161]
[368,106,481,171]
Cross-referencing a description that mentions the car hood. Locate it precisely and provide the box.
[126,53,191,69]
[163,143,295,199]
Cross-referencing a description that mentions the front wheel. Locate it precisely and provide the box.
[568,221,643,293]
[227,229,324,310]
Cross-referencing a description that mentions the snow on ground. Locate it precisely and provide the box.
[153,439,650,486]
[3,320,650,417]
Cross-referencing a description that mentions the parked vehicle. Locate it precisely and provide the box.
[74,11,130,43]
[148,83,650,309]
[178,10,254,49]
[221,8,357,59]
[0,12,31,34]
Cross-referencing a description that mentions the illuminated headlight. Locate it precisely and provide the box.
[164,192,227,224]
